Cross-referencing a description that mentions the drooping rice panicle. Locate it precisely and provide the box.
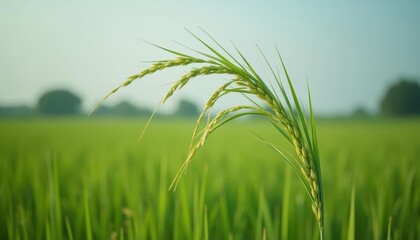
[93,33,325,239]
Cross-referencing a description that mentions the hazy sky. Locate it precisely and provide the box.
[1,0,419,114]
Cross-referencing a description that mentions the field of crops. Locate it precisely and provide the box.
[0,118,419,239]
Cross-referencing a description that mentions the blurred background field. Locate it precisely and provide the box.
[1,2,420,239]
[1,118,419,239]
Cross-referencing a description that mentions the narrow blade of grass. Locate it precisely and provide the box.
[387,217,392,240]
[84,187,93,240]
[347,184,356,240]
[65,217,74,240]
[281,167,291,240]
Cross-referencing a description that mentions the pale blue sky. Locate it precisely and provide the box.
[1,1,419,114]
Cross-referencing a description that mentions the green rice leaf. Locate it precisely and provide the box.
[277,49,312,154]
[254,135,312,197]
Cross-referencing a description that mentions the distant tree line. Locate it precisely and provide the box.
[94,101,152,117]
[0,106,34,117]
[1,79,420,118]
[0,89,200,118]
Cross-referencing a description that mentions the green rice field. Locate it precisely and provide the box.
[0,118,419,239]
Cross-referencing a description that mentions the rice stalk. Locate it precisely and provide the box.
[92,32,325,239]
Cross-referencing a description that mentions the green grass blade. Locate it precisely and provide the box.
[186,30,247,75]
[277,49,312,153]
[281,167,291,240]
[46,221,51,240]
[268,118,292,144]
[256,44,284,104]
[347,184,356,240]
[142,39,203,60]
[211,111,266,132]
[204,205,209,240]
[84,187,93,240]
[232,44,265,86]
[308,85,320,168]
[65,217,74,240]
[274,66,298,129]
[308,85,324,236]
[171,40,227,65]
[254,135,312,197]
[199,28,246,69]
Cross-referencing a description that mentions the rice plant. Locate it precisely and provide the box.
[93,32,325,239]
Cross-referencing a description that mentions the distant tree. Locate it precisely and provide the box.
[112,101,151,116]
[112,101,139,116]
[37,89,81,115]
[93,101,152,117]
[380,79,420,116]
[94,105,113,116]
[352,106,370,118]
[175,99,199,117]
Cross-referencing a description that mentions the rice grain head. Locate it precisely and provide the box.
[92,33,325,239]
